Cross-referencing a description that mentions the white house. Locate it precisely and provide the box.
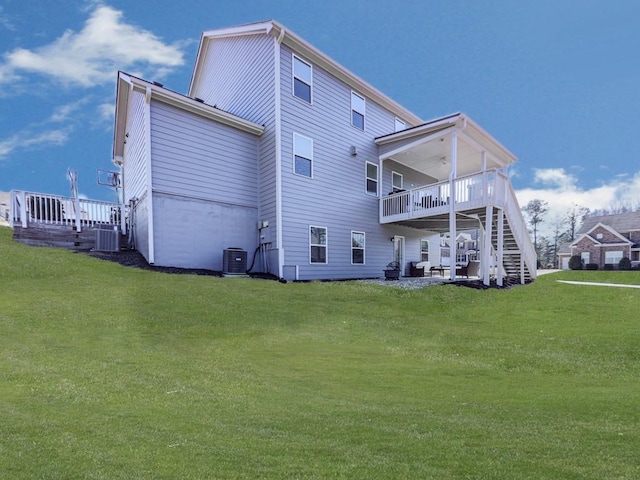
[112,20,536,284]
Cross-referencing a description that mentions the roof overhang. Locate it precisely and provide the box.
[189,20,423,126]
[113,72,264,165]
[375,113,517,181]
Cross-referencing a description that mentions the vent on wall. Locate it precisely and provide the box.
[95,225,121,252]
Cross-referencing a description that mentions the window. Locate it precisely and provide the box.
[605,250,623,265]
[293,133,313,177]
[351,231,365,264]
[351,91,365,130]
[581,252,590,264]
[596,233,603,240]
[310,226,327,264]
[394,118,406,132]
[421,239,429,262]
[365,162,378,195]
[392,171,403,192]
[293,55,312,103]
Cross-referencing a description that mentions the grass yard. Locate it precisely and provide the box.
[1,226,639,479]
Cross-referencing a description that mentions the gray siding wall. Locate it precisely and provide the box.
[193,33,278,274]
[382,159,437,195]
[131,194,149,262]
[278,45,432,280]
[148,99,261,270]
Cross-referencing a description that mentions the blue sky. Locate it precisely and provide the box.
[1,0,639,233]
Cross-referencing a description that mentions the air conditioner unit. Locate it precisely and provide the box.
[223,248,247,275]
[95,225,120,252]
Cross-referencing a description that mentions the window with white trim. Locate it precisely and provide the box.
[365,162,378,196]
[351,231,365,264]
[310,226,327,264]
[351,91,365,130]
[293,55,312,103]
[605,250,623,265]
[392,171,403,192]
[420,239,429,262]
[394,118,406,132]
[293,133,313,177]
[581,252,590,264]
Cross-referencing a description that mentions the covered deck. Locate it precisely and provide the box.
[376,113,536,285]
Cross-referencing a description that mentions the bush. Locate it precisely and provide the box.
[585,263,599,270]
[619,257,632,270]
[568,255,583,270]
[603,264,614,271]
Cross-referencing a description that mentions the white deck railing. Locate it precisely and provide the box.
[10,190,125,233]
[380,170,499,222]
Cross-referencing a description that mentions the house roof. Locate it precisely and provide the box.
[578,211,640,235]
[112,72,264,164]
[570,222,633,247]
[189,20,423,127]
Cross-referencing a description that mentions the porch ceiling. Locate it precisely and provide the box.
[376,113,517,182]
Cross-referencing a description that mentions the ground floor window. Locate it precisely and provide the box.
[420,239,429,262]
[605,250,623,265]
[581,252,590,264]
[310,226,327,264]
[351,231,365,264]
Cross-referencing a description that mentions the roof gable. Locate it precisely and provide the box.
[578,211,640,235]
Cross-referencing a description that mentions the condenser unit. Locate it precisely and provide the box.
[95,225,121,252]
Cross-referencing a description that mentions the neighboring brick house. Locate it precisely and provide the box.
[558,211,640,269]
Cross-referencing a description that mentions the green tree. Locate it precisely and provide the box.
[522,199,549,258]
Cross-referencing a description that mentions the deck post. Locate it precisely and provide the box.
[74,196,81,232]
[483,205,493,286]
[448,131,458,281]
[497,208,504,287]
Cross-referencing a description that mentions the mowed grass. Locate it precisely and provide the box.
[1,226,639,479]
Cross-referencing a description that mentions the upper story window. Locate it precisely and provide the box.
[293,55,312,103]
[366,162,378,196]
[310,226,327,264]
[392,172,403,192]
[351,91,365,130]
[293,133,313,177]
[394,118,406,132]
[351,231,365,265]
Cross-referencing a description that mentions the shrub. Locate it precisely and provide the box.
[618,257,632,270]
[585,263,599,270]
[568,255,583,270]
[603,264,614,271]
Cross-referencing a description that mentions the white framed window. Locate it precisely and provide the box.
[392,171,403,192]
[351,91,365,130]
[581,252,590,264]
[394,118,406,132]
[310,226,327,264]
[293,133,313,177]
[420,239,429,262]
[293,55,312,103]
[351,231,365,265]
[605,250,623,265]
[365,162,378,196]
[596,233,603,240]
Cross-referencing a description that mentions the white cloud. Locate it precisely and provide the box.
[0,4,185,87]
[0,128,71,159]
[515,167,640,237]
[0,7,15,31]
[48,99,89,123]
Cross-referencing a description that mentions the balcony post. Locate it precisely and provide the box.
[448,130,458,280]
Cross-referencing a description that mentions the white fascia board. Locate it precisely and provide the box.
[376,114,460,145]
[585,222,632,243]
[128,76,264,136]
[570,233,599,247]
[112,72,132,164]
[378,126,457,161]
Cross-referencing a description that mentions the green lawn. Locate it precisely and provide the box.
[1,226,639,479]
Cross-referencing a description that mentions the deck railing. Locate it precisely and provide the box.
[380,170,499,221]
[10,190,125,233]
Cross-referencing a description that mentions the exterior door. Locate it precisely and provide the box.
[393,235,405,275]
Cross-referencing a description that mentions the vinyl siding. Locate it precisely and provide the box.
[150,100,259,207]
[122,90,147,202]
[193,33,278,270]
[278,45,432,280]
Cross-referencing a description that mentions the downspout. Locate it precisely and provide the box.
[274,28,285,279]
[144,86,155,264]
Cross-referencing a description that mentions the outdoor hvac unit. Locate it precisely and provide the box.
[95,224,121,252]
[223,248,247,275]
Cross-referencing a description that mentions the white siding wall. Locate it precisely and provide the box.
[123,90,147,202]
